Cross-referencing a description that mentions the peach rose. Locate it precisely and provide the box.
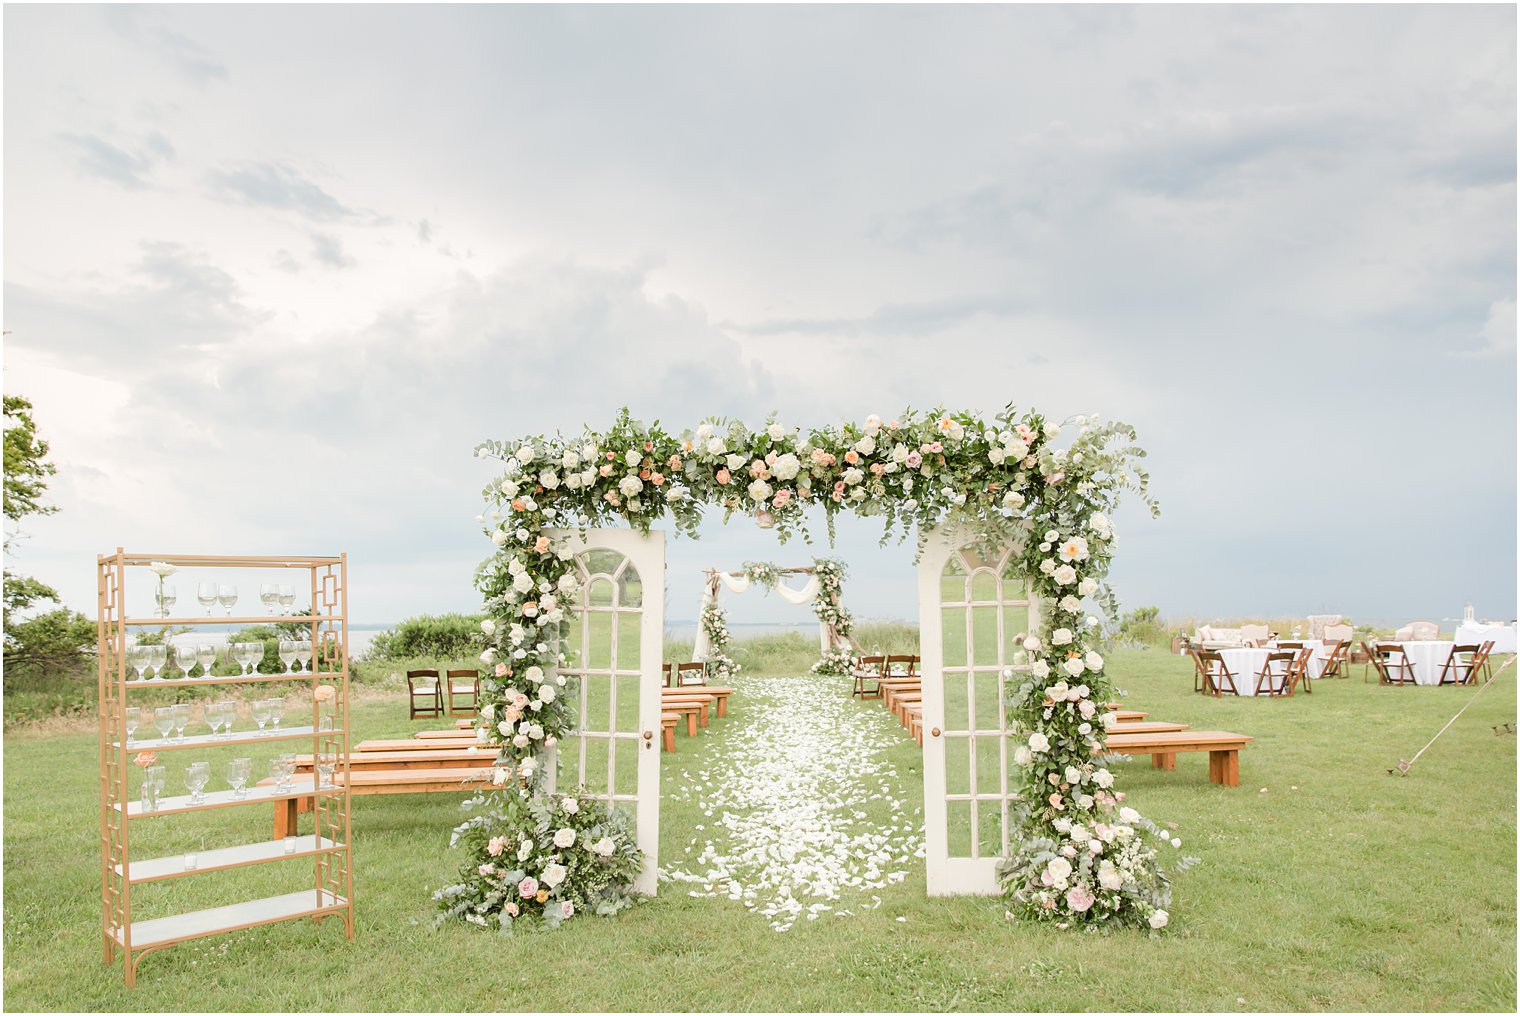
[716,468,731,485]
[650,472,664,486]
[843,450,859,465]
[534,535,551,553]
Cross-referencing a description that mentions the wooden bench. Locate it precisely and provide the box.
[665,686,734,718]
[357,737,478,752]
[660,693,713,727]
[1101,720,1187,735]
[660,713,678,753]
[1101,730,1253,786]
[263,767,495,836]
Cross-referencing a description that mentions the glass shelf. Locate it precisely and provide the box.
[120,615,337,627]
[119,671,338,689]
[121,776,340,818]
[110,889,348,949]
[116,835,344,883]
[115,725,343,753]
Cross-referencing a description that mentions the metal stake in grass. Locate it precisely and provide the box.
[1388,655,1515,777]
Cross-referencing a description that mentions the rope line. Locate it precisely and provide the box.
[1390,655,1515,776]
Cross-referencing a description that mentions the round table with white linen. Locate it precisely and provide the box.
[1215,649,1286,696]
[1395,641,1457,685]
[1265,639,1330,679]
[1454,623,1517,655]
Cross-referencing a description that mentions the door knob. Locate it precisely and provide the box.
[931,727,941,737]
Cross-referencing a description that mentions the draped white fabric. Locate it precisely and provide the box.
[774,575,821,605]
[717,572,753,594]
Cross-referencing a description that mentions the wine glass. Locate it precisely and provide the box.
[196,643,217,679]
[231,642,252,675]
[268,697,285,731]
[252,699,270,732]
[277,639,297,674]
[197,582,218,615]
[216,584,238,616]
[175,644,198,680]
[277,584,296,615]
[273,753,296,792]
[146,645,167,680]
[127,645,148,682]
[185,761,210,804]
[125,707,142,743]
[295,640,314,674]
[172,703,189,740]
[315,754,335,790]
[151,708,174,742]
[154,583,177,618]
[218,700,238,738]
[260,584,279,615]
[227,757,251,799]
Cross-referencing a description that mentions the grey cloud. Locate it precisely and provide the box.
[106,6,228,85]
[206,162,355,221]
[309,232,355,269]
[56,131,173,188]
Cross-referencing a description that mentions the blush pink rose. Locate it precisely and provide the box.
[905,452,923,468]
[1065,885,1095,912]
[495,663,508,677]
[518,877,539,898]
[505,902,520,917]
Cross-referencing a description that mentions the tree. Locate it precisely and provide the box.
[3,394,78,675]
[4,394,58,546]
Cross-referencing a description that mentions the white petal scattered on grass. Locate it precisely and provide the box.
[661,674,925,932]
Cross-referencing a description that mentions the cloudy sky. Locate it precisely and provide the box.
[4,4,1515,632]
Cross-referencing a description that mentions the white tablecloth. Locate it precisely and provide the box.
[1267,639,1330,679]
[1394,641,1455,686]
[1454,623,1517,655]
[1215,649,1284,697]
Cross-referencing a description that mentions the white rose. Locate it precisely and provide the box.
[618,476,643,497]
[706,437,726,456]
[491,529,509,547]
[553,828,576,849]
[497,720,514,736]
[1039,559,1056,575]
[696,423,714,440]
[481,619,496,636]
[1022,636,1042,652]
[1046,857,1072,882]
[1028,732,1050,753]
[480,703,495,720]
[1093,768,1114,788]
[1013,746,1033,766]
[1078,699,1097,719]
[513,571,534,593]
[557,573,578,593]
[1044,423,1061,439]
[1053,564,1078,585]
[525,665,544,684]
[772,453,801,481]
[1031,660,1050,678]
[1085,651,1104,672]
[1063,657,1086,677]
[1076,793,1094,810]
[1101,711,1118,729]
[619,448,638,468]
[512,733,530,747]
[1004,440,1029,460]
[539,469,560,490]
[538,684,557,703]
[562,450,580,469]
[747,479,773,502]
[1119,806,1140,824]
[1051,628,1073,646]
[843,468,864,485]
[854,435,876,455]
[591,836,616,857]
[562,797,579,815]
[1078,578,1098,596]
[1064,766,1083,785]
[518,839,534,861]
[518,756,538,776]
[516,445,536,464]
[1098,864,1124,890]
[989,447,1006,465]
[1149,910,1169,930]
[564,473,582,490]
[767,423,785,440]
[541,862,568,889]
[500,479,520,498]
[891,443,910,463]
[1059,595,1082,613]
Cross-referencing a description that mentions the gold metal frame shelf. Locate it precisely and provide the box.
[98,549,355,986]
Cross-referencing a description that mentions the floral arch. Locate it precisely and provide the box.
[438,405,1178,933]
[694,558,857,680]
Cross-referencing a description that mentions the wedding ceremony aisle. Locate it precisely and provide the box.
[661,675,925,931]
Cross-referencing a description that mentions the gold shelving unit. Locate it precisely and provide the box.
[97,551,354,986]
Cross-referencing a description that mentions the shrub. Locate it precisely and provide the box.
[1117,605,1167,646]
[368,612,487,661]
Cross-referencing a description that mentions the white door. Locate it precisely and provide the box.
[918,527,1038,895]
[554,528,664,895]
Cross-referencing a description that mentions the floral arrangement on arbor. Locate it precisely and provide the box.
[435,787,642,932]
[456,404,1177,931]
[810,646,858,678]
[699,602,741,681]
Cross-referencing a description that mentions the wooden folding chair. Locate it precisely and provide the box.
[1438,642,1493,686]
[1197,650,1239,697]
[1254,651,1297,697]
[407,669,443,719]
[1319,639,1349,680]
[446,669,479,715]
[662,662,675,688]
[1189,648,1213,694]
[853,655,886,698]
[676,662,707,687]
[884,654,917,679]
[1370,643,1416,685]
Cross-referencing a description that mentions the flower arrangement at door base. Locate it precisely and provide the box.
[467,404,1176,931]
[435,786,642,932]
[699,603,741,681]
[810,646,858,678]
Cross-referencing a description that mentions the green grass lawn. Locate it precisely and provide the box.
[4,649,1515,1011]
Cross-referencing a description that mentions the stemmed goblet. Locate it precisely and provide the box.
[277,584,296,615]
[184,761,210,805]
[216,584,238,616]
[277,639,298,674]
[197,582,218,616]
[125,706,142,743]
[195,643,217,680]
[146,645,167,681]
[295,640,314,674]
[151,708,174,742]
[172,703,189,740]
[227,758,251,799]
[154,583,177,618]
[252,699,270,732]
[175,644,198,681]
[127,645,149,682]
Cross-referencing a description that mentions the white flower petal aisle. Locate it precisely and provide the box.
[661,675,924,932]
